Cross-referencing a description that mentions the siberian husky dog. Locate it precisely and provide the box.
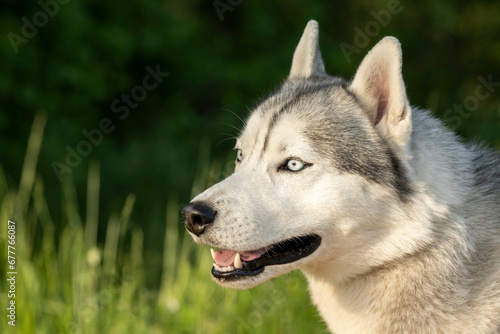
[182,20,500,333]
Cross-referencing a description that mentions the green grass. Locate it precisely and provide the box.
[0,115,327,333]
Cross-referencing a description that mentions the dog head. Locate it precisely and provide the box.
[183,21,431,288]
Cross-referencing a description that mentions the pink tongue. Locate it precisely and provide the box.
[213,249,267,266]
[213,250,237,266]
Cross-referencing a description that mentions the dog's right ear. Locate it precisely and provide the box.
[289,20,326,78]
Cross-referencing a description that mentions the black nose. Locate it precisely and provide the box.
[182,201,216,236]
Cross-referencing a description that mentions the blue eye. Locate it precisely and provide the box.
[286,159,305,171]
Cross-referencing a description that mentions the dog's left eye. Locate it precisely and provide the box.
[236,149,243,163]
[283,159,307,172]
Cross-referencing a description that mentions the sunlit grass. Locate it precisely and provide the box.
[0,115,327,333]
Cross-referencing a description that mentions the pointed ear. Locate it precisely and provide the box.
[289,20,326,78]
[349,37,412,149]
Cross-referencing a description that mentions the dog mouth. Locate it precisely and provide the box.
[210,234,321,281]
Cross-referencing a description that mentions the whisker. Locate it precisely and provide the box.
[221,122,241,133]
[220,108,245,125]
[216,134,237,146]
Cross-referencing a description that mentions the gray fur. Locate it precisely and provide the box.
[264,78,413,200]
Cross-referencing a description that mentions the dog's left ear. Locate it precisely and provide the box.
[289,20,326,78]
[349,37,411,151]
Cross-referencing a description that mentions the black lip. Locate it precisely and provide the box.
[211,234,321,281]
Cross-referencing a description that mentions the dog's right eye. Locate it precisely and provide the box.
[278,158,311,172]
[235,149,243,163]
[286,159,305,171]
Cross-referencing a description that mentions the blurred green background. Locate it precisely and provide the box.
[0,0,499,333]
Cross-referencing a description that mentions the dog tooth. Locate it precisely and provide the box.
[234,253,242,269]
[210,248,215,261]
